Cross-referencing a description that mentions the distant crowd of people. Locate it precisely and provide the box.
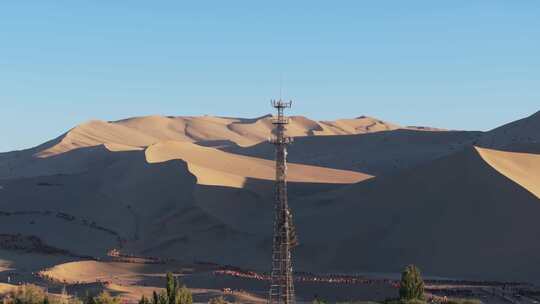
[213,266,527,290]
[213,267,400,287]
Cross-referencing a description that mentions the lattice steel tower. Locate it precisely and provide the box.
[268,99,297,304]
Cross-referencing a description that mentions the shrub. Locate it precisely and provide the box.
[176,286,192,304]
[138,296,150,304]
[10,284,48,304]
[93,292,120,304]
[208,296,227,304]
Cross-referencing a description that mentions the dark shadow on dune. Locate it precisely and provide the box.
[194,139,240,148]
[0,144,137,180]
[478,142,540,154]
[223,129,483,176]
[292,146,540,283]
[218,114,273,124]
[6,140,540,283]
[0,146,200,257]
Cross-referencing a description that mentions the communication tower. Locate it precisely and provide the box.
[268,99,297,304]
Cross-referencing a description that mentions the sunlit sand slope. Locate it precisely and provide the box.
[145,141,370,188]
[34,115,406,158]
[40,260,160,283]
[476,146,540,198]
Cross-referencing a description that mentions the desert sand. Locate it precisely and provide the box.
[1,111,540,302]
[476,146,540,198]
[145,141,369,188]
[293,145,540,282]
[0,283,17,295]
[34,115,404,159]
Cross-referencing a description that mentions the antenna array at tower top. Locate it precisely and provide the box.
[271,100,292,109]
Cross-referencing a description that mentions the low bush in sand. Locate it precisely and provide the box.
[4,284,81,304]
[91,292,120,304]
[8,284,47,304]
[208,296,227,304]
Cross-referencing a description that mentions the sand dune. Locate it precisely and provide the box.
[479,110,540,149]
[226,129,481,175]
[0,114,411,180]
[317,116,400,135]
[0,141,365,268]
[37,120,157,158]
[40,260,157,284]
[0,283,17,295]
[293,146,540,282]
[40,260,266,303]
[146,141,369,188]
[476,146,540,198]
[0,113,451,182]
[32,115,405,158]
[1,111,540,285]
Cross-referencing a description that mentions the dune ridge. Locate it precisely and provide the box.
[145,141,369,188]
[35,115,413,158]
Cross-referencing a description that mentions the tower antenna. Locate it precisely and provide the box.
[268,98,297,304]
[279,74,283,100]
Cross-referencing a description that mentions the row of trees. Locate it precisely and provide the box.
[137,272,225,304]
[2,266,479,304]
[1,272,197,304]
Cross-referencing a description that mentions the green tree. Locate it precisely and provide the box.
[166,273,177,304]
[43,297,50,304]
[145,271,192,304]
[399,265,425,301]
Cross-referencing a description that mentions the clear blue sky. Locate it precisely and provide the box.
[1,1,539,152]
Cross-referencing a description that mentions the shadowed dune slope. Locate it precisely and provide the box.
[292,146,540,283]
[0,143,366,267]
[0,149,200,257]
[479,110,540,149]
[225,129,482,175]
